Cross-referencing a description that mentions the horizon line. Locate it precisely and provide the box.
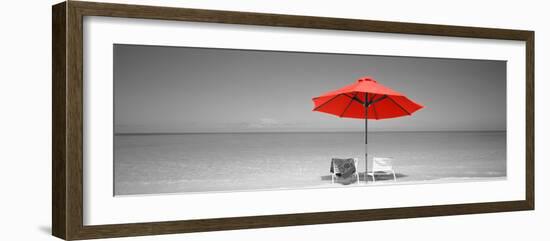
[114,130,506,135]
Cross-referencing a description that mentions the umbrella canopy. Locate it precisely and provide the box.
[313,76,423,119]
[312,76,424,183]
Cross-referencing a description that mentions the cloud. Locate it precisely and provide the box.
[247,118,281,128]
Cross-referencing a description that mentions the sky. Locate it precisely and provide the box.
[114,44,506,133]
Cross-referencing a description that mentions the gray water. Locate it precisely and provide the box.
[114,131,506,195]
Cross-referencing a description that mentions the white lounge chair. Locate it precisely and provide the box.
[366,157,396,182]
[330,158,360,184]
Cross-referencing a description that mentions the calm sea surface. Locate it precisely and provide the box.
[114,131,506,195]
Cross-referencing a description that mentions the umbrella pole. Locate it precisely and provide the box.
[364,92,369,184]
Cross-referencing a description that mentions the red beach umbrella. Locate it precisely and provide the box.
[312,76,424,183]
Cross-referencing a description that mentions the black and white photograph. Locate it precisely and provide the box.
[113,44,506,195]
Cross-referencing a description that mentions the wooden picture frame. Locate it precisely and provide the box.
[52,1,534,240]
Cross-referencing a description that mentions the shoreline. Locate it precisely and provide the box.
[114,132,506,196]
[114,176,506,197]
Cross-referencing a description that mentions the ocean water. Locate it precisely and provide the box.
[114,131,506,195]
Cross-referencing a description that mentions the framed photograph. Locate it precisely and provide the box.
[52,1,534,240]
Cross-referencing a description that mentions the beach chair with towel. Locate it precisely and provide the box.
[366,157,397,182]
[330,158,360,184]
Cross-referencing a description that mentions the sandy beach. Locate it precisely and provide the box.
[114,131,506,195]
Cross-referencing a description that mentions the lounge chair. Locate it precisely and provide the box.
[366,157,396,182]
[330,158,360,184]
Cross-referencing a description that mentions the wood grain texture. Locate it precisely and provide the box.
[73,201,531,240]
[525,32,535,209]
[72,1,533,40]
[66,2,85,240]
[52,1,535,240]
[52,2,67,239]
